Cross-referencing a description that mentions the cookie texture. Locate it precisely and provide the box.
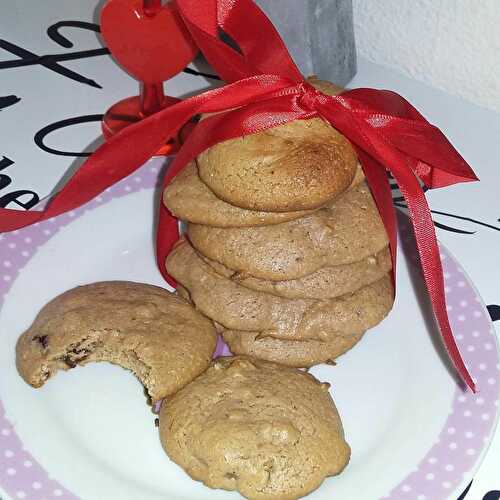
[221,330,363,367]
[163,160,365,228]
[196,79,357,212]
[306,76,344,96]
[160,356,350,499]
[166,240,393,341]
[16,281,217,401]
[188,182,389,281]
[203,246,391,299]
[164,161,313,227]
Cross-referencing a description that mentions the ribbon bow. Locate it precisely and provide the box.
[0,0,478,391]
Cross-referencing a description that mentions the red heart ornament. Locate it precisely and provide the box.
[101,0,198,83]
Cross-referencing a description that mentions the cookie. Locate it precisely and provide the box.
[306,75,344,96]
[164,161,314,227]
[163,160,365,227]
[16,281,217,402]
[196,79,358,212]
[221,329,363,367]
[188,182,389,281]
[159,356,350,499]
[166,240,394,341]
[203,246,391,299]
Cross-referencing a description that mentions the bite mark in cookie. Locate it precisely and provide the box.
[16,281,217,401]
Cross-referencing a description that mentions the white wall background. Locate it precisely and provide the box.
[352,0,500,112]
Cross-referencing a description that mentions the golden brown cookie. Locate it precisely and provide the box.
[203,246,391,299]
[164,161,314,227]
[222,330,363,367]
[188,182,389,281]
[163,160,365,228]
[159,356,350,499]
[196,79,358,212]
[306,75,344,95]
[16,281,217,402]
[166,240,394,342]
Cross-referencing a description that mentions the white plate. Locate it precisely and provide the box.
[0,160,498,500]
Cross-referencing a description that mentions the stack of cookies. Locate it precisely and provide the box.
[165,78,394,368]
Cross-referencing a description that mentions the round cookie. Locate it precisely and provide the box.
[166,240,394,341]
[222,330,363,367]
[306,76,344,96]
[159,356,350,499]
[163,160,365,228]
[187,182,389,281]
[16,281,217,402]
[164,161,314,227]
[202,246,391,299]
[196,79,358,212]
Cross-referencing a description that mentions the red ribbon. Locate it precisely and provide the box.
[0,0,477,391]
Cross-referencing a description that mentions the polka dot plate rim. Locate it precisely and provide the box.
[0,159,498,500]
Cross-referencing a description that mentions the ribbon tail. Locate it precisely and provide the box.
[156,146,196,288]
[391,157,476,392]
[320,99,475,391]
[356,149,397,287]
[0,102,198,232]
[0,76,294,233]
[157,200,180,289]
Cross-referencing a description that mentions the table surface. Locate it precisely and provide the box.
[0,2,499,499]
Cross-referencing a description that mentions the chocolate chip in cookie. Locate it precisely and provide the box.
[16,281,217,402]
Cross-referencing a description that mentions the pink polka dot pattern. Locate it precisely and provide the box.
[385,248,500,499]
[0,163,161,500]
[213,334,232,358]
[0,163,498,499]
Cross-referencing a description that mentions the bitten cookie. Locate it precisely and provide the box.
[159,356,350,499]
[16,281,217,401]
[167,240,394,341]
[187,182,389,281]
[163,160,365,228]
[196,79,358,212]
